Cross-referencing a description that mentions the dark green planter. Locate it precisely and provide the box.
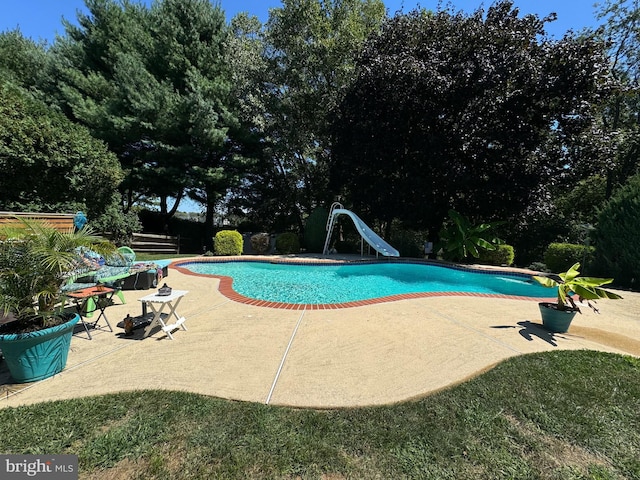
[0,314,79,383]
[538,302,577,333]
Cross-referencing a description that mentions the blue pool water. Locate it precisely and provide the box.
[180,261,552,305]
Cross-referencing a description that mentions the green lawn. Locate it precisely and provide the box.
[1,351,638,479]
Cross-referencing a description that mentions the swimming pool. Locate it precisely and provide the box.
[175,260,553,306]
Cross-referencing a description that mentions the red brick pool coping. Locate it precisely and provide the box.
[171,256,555,310]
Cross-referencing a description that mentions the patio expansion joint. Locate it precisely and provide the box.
[265,307,307,405]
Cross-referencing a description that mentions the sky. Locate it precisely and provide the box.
[1,0,602,44]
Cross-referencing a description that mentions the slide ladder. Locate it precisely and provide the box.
[322,202,343,255]
[322,202,399,257]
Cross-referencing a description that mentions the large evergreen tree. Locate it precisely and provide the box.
[52,0,240,229]
[331,1,610,240]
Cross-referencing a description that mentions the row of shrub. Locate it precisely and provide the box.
[133,169,639,289]
[213,230,301,256]
[142,175,639,290]
[161,212,601,279]
[209,228,603,278]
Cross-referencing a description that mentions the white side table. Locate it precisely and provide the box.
[138,290,188,340]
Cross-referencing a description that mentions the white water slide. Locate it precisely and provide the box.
[323,203,400,257]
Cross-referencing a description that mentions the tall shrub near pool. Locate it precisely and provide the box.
[543,243,594,273]
[276,233,300,254]
[592,173,640,288]
[214,230,243,256]
[303,207,329,253]
[478,244,515,266]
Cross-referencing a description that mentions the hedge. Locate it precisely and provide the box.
[477,244,515,266]
[276,232,300,254]
[543,242,594,273]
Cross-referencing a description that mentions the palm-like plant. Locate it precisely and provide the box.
[533,262,623,313]
[0,218,117,332]
[437,209,503,262]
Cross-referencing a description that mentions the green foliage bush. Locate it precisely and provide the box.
[250,233,271,254]
[275,232,300,254]
[214,230,243,256]
[592,173,640,289]
[91,200,142,245]
[303,207,329,253]
[437,210,503,262]
[335,238,359,254]
[543,243,595,273]
[477,244,515,266]
[0,82,123,220]
[555,175,607,225]
[390,228,427,258]
[506,211,572,268]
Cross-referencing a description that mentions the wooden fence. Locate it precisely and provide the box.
[0,213,182,254]
[0,211,76,233]
[130,233,180,255]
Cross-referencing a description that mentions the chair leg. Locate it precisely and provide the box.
[85,297,96,317]
[103,280,126,304]
[116,289,126,304]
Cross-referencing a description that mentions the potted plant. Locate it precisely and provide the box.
[532,262,623,333]
[0,218,117,382]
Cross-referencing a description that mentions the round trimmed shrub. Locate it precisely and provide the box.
[276,232,300,254]
[214,230,243,256]
[250,233,271,254]
[478,244,515,266]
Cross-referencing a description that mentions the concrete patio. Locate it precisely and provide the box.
[1,258,639,409]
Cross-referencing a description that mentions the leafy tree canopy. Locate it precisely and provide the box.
[593,0,640,195]
[0,30,49,92]
[0,81,123,220]
[331,1,610,239]
[231,0,387,232]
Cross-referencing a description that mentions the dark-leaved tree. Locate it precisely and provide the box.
[330,1,610,240]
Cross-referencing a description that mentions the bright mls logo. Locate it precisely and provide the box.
[1,455,77,479]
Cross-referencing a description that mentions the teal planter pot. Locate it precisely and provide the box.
[538,302,577,333]
[0,314,79,383]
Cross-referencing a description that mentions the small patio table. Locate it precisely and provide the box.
[138,290,188,340]
[66,286,115,339]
